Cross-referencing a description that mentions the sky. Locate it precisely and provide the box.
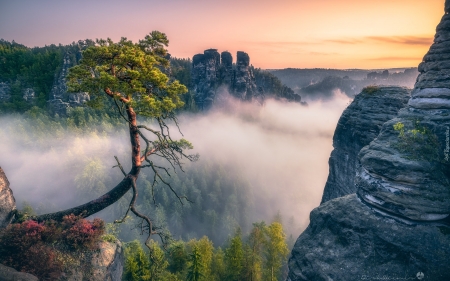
[0,0,444,69]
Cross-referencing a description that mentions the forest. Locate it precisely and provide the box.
[0,38,297,280]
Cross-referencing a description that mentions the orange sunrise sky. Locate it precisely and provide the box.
[0,0,444,69]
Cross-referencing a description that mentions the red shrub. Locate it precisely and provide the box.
[62,215,105,250]
[0,214,105,279]
[0,220,63,280]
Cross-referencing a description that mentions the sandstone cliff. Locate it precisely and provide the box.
[192,49,302,109]
[288,2,450,279]
[321,87,410,203]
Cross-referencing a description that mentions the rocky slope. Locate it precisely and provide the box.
[288,2,450,279]
[321,87,410,203]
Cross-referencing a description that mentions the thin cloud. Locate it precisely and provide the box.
[367,56,421,61]
[367,36,433,46]
[247,35,432,48]
[324,38,364,44]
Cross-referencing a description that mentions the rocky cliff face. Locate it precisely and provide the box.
[192,49,298,109]
[0,167,16,229]
[289,194,450,281]
[321,87,410,203]
[48,52,89,115]
[288,2,450,279]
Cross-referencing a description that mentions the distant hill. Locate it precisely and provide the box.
[269,68,418,101]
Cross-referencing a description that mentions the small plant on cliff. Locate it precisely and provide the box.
[0,214,105,280]
[392,120,440,161]
[362,85,379,95]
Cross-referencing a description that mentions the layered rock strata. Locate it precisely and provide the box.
[356,6,450,221]
[289,194,450,281]
[321,87,410,203]
[288,2,450,279]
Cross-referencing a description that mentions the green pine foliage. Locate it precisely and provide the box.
[0,39,89,111]
[122,222,289,281]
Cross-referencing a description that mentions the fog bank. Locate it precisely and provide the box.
[0,91,350,236]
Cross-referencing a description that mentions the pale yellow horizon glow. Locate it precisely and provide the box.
[0,0,445,69]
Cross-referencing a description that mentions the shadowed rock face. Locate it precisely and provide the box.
[192,49,221,110]
[0,167,15,229]
[234,51,257,101]
[192,49,259,109]
[321,87,410,203]
[289,194,450,281]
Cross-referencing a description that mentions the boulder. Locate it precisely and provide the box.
[0,263,38,281]
[63,240,123,281]
[0,167,15,229]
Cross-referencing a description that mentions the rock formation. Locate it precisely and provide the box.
[192,49,221,110]
[0,167,16,229]
[48,52,89,115]
[288,2,450,279]
[63,240,123,281]
[321,87,410,203]
[0,82,11,102]
[192,49,257,109]
[234,51,257,101]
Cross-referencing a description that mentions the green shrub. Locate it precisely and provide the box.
[362,85,379,94]
[392,120,440,161]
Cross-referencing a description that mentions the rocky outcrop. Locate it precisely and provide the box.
[63,240,123,281]
[192,49,221,110]
[48,52,89,115]
[192,49,298,109]
[0,82,11,102]
[0,167,15,229]
[22,88,35,103]
[234,51,257,101]
[0,83,35,104]
[288,2,450,280]
[321,87,410,203]
[289,194,450,281]
[0,263,38,281]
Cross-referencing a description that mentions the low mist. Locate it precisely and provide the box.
[0,91,351,237]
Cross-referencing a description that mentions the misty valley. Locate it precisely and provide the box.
[0,10,450,279]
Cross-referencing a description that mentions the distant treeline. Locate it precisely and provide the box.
[269,68,419,100]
